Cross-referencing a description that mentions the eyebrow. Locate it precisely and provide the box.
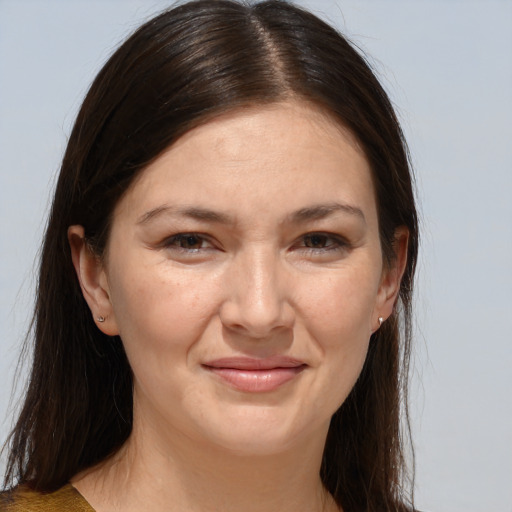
[137,205,233,225]
[137,201,365,226]
[288,202,366,224]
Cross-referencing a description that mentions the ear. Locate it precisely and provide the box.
[372,226,409,332]
[68,225,119,336]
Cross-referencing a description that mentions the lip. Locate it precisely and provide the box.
[202,356,307,393]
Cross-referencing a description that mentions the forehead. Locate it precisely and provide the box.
[113,101,377,227]
[168,101,366,168]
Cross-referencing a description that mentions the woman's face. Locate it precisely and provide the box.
[82,101,403,455]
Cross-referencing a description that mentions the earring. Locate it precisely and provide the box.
[97,316,106,323]
[378,317,384,327]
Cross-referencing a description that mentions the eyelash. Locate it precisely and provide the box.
[298,233,348,253]
[163,233,214,252]
[161,232,348,254]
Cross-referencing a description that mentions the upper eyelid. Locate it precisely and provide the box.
[297,232,348,244]
[159,231,349,249]
[161,232,214,248]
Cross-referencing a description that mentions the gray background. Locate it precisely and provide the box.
[1,1,511,510]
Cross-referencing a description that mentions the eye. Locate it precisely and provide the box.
[301,233,347,251]
[164,233,212,251]
[303,234,334,249]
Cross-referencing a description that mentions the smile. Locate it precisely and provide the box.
[202,357,307,393]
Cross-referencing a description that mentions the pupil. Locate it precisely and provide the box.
[184,236,198,248]
[308,235,325,247]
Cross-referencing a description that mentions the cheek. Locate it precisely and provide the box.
[107,264,223,422]
[108,261,220,365]
[298,265,379,342]
[295,266,379,409]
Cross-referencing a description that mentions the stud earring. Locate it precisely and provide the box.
[378,317,384,327]
[97,316,106,323]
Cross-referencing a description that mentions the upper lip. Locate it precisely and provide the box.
[202,356,306,370]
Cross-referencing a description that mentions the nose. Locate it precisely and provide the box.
[219,247,295,338]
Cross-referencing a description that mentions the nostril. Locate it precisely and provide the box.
[218,252,295,336]
[219,299,295,339]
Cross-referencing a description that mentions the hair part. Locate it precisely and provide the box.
[3,2,418,510]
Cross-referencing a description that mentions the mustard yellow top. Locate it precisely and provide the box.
[0,484,95,511]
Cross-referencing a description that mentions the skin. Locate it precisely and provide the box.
[69,101,408,512]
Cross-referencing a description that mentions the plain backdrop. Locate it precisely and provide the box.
[1,1,511,511]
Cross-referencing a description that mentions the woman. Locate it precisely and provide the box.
[1,1,418,511]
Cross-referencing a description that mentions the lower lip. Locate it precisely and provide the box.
[204,366,306,393]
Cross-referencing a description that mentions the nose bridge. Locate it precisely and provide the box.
[247,248,278,309]
[223,243,293,336]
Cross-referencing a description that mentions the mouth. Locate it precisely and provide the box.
[202,356,307,393]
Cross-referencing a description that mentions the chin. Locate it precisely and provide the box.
[191,405,327,457]
[209,430,303,457]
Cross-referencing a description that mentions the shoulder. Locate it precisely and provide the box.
[0,484,95,511]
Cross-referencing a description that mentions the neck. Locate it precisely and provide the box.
[72,415,339,512]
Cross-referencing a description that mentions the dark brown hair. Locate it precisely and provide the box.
[3,1,418,510]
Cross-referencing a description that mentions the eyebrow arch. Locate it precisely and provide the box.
[137,202,366,226]
[289,202,366,224]
[137,205,233,225]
